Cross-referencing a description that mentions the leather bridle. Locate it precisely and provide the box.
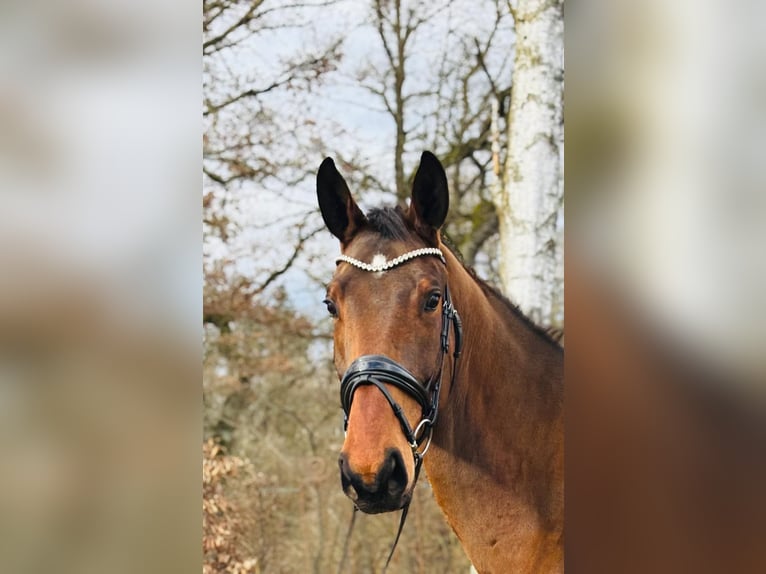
[339,284,463,460]
[334,248,463,570]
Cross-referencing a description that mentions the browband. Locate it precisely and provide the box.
[336,247,445,273]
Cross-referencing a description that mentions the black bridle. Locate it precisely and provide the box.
[336,254,463,571]
[339,284,463,455]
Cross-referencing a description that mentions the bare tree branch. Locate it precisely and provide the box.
[203,0,264,54]
[253,225,324,295]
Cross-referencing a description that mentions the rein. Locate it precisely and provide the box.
[335,248,463,571]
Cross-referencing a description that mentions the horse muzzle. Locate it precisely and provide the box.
[338,355,432,513]
[339,448,411,513]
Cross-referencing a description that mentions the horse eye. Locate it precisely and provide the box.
[323,298,338,317]
[424,292,441,312]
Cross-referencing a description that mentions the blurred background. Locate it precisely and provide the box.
[0,0,200,573]
[566,0,766,571]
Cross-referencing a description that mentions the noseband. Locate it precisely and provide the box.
[334,247,463,570]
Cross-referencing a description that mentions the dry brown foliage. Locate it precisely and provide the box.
[203,439,258,574]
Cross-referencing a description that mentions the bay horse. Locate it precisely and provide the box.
[317,152,564,573]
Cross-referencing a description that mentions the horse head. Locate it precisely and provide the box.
[317,152,457,514]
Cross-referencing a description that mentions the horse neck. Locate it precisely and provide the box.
[444,247,562,414]
[425,248,564,568]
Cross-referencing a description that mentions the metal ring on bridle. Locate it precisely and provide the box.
[416,429,434,458]
[412,417,433,445]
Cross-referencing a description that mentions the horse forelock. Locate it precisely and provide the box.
[365,206,412,242]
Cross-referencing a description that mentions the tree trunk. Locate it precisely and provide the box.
[495,0,564,327]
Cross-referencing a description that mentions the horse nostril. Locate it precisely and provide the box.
[384,449,408,497]
[338,453,356,499]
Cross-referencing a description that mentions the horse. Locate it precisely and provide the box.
[316,151,564,573]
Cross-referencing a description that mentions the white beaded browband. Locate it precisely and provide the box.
[336,247,445,273]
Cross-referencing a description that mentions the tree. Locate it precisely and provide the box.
[494,0,564,327]
[359,0,516,270]
[203,0,342,290]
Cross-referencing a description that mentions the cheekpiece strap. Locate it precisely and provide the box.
[336,247,445,272]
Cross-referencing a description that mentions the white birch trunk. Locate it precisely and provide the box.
[494,0,564,327]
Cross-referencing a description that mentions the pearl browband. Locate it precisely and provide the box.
[336,247,446,272]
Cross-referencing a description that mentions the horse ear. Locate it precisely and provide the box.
[408,151,449,241]
[317,158,367,244]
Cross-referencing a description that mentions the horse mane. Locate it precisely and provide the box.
[364,206,563,350]
[440,237,563,351]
